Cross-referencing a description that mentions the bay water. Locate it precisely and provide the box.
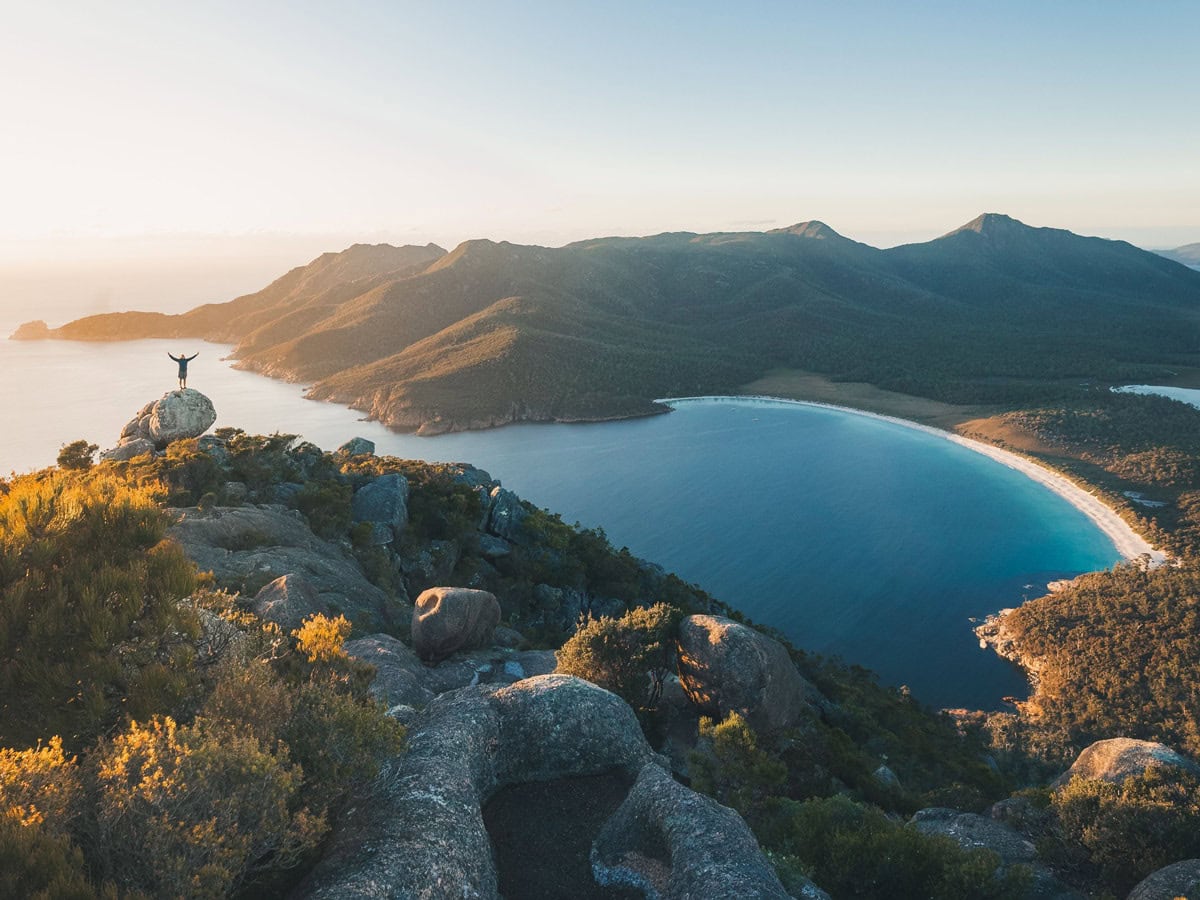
[0,337,1121,708]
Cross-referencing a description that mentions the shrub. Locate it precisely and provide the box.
[0,737,81,830]
[689,713,787,822]
[0,817,97,900]
[292,613,352,663]
[1051,769,1200,893]
[294,480,352,538]
[89,715,325,899]
[554,602,682,710]
[56,440,98,471]
[0,471,199,749]
[758,795,1029,900]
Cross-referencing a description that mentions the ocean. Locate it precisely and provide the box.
[0,337,1121,708]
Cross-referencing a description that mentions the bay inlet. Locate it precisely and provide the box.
[0,337,1129,708]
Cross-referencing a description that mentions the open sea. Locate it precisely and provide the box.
[0,337,1123,709]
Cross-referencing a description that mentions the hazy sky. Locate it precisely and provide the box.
[2,0,1197,261]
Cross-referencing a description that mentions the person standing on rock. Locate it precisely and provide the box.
[168,352,199,390]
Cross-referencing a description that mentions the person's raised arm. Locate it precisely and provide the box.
[187,353,199,362]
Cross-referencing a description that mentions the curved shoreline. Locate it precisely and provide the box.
[657,394,1166,566]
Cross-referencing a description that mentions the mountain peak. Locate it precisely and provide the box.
[769,221,845,241]
[947,213,1031,238]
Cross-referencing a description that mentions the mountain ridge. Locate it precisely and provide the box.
[16,215,1200,433]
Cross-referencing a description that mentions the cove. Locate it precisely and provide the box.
[0,338,1124,708]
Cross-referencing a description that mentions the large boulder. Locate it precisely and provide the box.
[412,587,501,662]
[676,614,822,732]
[1127,859,1200,900]
[344,633,433,710]
[909,808,1036,865]
[492,675,657,785]
[103,389,217,458]
[169,504,400,631]
[1053,738,1200,788]
[485,486,528,541]
[337,436,375,456]
[295,675,660,899]
[251,574,322,633]
[99,436,156,462]
[148,389,217,444]
[592,763,810,899]
[350,473,409,535]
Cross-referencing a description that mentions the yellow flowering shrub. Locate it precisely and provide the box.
[91,716,324,899]
[0,737,80,830]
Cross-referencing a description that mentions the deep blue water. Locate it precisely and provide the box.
[0,339,1122,708]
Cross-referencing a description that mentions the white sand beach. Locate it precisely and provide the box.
[661,395,1167,566]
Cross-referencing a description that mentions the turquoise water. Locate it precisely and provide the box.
[0,338,1121,708]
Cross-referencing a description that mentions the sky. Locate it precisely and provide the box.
[1,0,1197,273]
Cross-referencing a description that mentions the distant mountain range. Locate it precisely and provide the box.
[1158,242,1200,268]
[16,214,1200,433]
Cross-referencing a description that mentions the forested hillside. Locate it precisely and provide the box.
[21,214,1200,433]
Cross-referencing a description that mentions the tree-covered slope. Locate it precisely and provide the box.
[19,216,1200,431]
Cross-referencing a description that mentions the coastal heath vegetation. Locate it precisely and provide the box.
[11,429,1200,897]
[0,464,403,898]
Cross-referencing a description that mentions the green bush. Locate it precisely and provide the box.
[0,471,199,749]
[554,603,681,711]
[294,480,352,538]
[56,439,98,471]
[1051,769,1200,893]
[89,715,324,899]
[0,817,99,900]
[689,713,787,822]
[758,795,1029,900]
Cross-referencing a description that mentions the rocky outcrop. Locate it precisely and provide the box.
[295,675,660,899]
[910,807,1077,898]
[421,649,557,695]
[1126,859,1200,900]
[343,633,433,710]
[344,631,556,711]
[168,504,399,631]
[103,390,218,462]
[337,436,375,456]
[100,436,156,462]
[485,486,528,541]
[592,763,808,900]
[910,808,1036,865]
[411,587,501,662]
[350,473,409,540]
[974,610,1046,690]
[251,574,323,633]
[676,614,822,732]
[1053,738,1200,788]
